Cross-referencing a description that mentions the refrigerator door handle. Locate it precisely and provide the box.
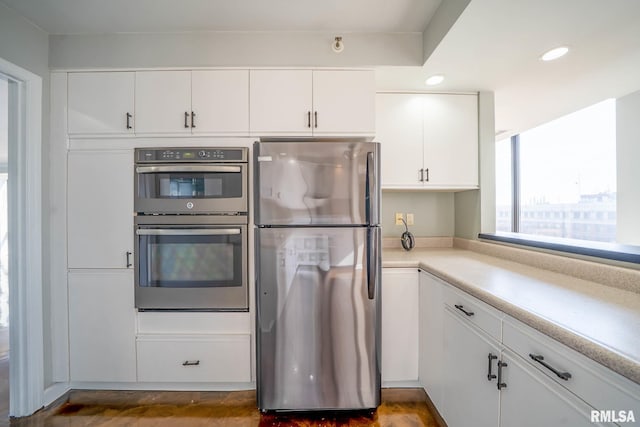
[367,227,379,300]
[366,151,375,225]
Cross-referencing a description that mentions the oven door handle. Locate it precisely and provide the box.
[136,228,241,236]
[135,165,242,174]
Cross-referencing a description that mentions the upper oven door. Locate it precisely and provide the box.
[134,164,248,214]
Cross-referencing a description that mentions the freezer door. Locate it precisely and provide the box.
[256,226,381,411]
[254,141,380,226]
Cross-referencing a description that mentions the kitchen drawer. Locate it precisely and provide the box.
[442,284,503,341]
[136,334,251,383]
[503,316,640,416]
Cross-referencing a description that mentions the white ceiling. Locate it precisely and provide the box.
[0,0,440,34]
[3,0,640,136]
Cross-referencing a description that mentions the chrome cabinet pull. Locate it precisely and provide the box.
[419,168,424,182]
[487,353,498,381]
[454,304,475,317]
[191,111,196,128]
[182,360,200,366]
[125,251,132,268]
[314,111,318,128]
[126,112,132,129]
[425,168,429,182]
[184,112,189,128]
[497,360,508,390]
[529,354,572,380]
[307,111,311,128]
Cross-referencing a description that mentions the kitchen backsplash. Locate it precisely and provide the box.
[381,191,454,238]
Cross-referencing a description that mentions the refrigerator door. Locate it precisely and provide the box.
[254,141,380,226]
[256,226,381,411]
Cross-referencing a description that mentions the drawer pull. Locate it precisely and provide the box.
[454,304,475,317]
[529,354,571,381]
[182,360,200,366]
[497,360,508,390]
[487,353,498,381]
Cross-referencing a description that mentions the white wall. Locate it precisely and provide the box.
[616,90,640,245]
[0,2,52,386]
[49,32,422,69]
[382,192,454,238]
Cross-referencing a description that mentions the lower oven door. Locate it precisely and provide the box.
[135,223,248,311]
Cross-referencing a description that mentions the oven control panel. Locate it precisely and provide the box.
[136,147,248,163]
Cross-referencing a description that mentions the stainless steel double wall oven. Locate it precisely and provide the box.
[134,147,249,311]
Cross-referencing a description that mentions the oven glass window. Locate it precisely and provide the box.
[139,230,243,288]
[138,172,242,199]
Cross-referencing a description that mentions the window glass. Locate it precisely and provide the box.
[518,100,616,242]
[495,138,512,232]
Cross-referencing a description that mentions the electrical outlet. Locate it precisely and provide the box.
[407,213,414,225]
[395,212,404,225]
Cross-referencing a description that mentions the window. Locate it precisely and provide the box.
[496,99,616,243]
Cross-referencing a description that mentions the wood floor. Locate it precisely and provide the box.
[6,388,444,427]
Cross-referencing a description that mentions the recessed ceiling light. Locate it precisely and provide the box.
[425,75,444,86]
[541,46,569,61]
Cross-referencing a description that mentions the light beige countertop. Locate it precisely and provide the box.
[383,247,640,385]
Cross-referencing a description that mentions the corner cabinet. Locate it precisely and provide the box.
[381,268,419,383]
[249,69,375,137]
[376,93,478,190]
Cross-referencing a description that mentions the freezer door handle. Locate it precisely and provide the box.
[367,227,380,300]
[366,151,376,225]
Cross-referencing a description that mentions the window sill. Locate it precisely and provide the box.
[478,232,640,265]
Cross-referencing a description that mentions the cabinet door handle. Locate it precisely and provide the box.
[497,360,508,390]
[182,360,200,366]
[125,251,132,268]
[307,111,311,128]
[184,112,189,128]
[425,168,429,182]
[487,353,498,381]
[419,168,424,182]
[454,304,475,317]
[126,112,132,130]
[529,354,572,380]
[191,111,196,128]
[314,111,318,128]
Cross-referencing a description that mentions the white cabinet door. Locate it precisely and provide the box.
[68,72,134,135]
[381,268,419,383]
[249,69,313,136]
[441,307,501,427]
[375,94,425,188]
[500,350,603,427]
[135,71,192,134]
[191,70,249,135]
[312,70,375,136]
[419,271,445,409]
[423,94,478,188]
[67,150,133,269]
[68,270,136,382]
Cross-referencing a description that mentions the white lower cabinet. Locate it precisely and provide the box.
[68,270,136,382]
[441,307,501,427]
[381,268,419,383]
[419,270,636,427]
[136,335,251,383]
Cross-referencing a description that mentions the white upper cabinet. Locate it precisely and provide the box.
[375,93,479,190]
[423,94,478,188]
[250,69,375,136]
[67,150,133,269]
[376,94,424,186]
[68,72,135,135]
[191,70,249,134]
[249,69,313,136]
[135,71,192,135]
[312,70,376,135]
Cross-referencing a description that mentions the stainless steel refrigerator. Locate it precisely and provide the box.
[254,140,381,412]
